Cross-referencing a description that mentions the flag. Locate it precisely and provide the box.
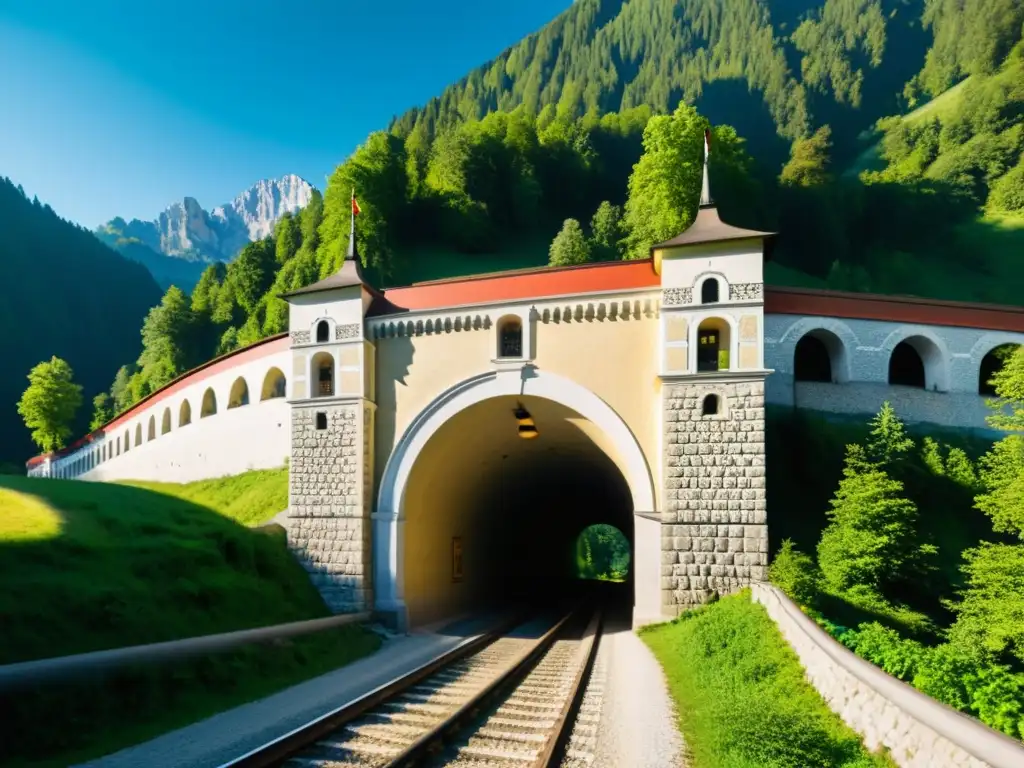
[352,195,361,216]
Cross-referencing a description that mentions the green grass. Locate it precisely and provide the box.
[0,473,381,767]
[123,466,289,526]
[641,592,895,768]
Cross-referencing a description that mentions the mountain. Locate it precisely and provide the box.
[389,0,1002,172]
[97,174,315,289]
[0,177,163,467]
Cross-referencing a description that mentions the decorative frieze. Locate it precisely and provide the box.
[730,283,764,301]
[291,330,311,345]
[371,315,493,340]
[536,299,657,323]
[336,323,362,340]
[663,287,693,307]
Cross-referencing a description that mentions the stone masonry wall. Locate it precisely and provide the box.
[289,405,372,613]
[661,379,768,613]
[752,583,1024,767]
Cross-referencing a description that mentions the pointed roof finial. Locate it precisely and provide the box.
[346,187,360,261]
[700,128,713,208]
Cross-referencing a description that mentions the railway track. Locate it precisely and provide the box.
[222,607,602,768]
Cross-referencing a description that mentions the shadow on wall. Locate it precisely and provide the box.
[373,334,416,503]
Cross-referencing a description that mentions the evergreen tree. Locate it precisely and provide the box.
[548,219,592,266]
[589,200,624,260]
[17,357,83,453]
[89,392,113,430]
[779,126,834,188]
[274,213,302,265]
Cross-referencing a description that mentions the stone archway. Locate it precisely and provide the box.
[373,367,658,629]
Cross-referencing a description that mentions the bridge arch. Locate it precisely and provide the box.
[374,368,658,628]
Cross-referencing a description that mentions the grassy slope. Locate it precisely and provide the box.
[0,472,380,767]
[642,592,894,767]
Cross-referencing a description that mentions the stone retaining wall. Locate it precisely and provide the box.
[751,582,1024,768]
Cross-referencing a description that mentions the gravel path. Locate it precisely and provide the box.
[589,621,685,767]
[76,613,506,768]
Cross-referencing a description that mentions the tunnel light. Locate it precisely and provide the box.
[513,404,539,440]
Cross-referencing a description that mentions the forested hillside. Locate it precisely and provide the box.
[0,178,162,466]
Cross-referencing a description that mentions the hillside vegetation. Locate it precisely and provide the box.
[0,178,163,468]
[0,469,379,766]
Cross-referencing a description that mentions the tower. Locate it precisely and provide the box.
[281,192,377,613]
[653,129,775,614]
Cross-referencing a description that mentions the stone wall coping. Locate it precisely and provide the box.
[752,582,1024,767]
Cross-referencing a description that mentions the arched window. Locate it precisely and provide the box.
[134,423,142,447]
[261,367,287,400]
[497,316,523,359]
[701,278,720,304]
[228,377,249,409]
[179,399,192,427]
[889,341,926,389]
[312,352,335,397]
[702,394,719,416]
[147,415,156,441]
[316,320,330,343]
[161,408,172,434]
[697,318,730,372]
[979,344,1018,396]
[123,430,130,452]
[794,333,834,383]
[201,388,217,418]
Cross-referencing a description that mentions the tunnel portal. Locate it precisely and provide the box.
[401,394,635,628]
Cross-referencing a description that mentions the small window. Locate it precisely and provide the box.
[702,394,719,416]
[316,320,329,343]
[701,278,719,304]
[498,318,523,358]
[315,412,327,430]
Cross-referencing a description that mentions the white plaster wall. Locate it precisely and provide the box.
[764,313,1024,429]
[660,240,765,288]
[288,288,366,336]
[49,347,291,483]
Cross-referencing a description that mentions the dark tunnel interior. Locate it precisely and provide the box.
[400,394,635,627]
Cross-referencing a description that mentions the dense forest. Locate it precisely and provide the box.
[0,178,162,466]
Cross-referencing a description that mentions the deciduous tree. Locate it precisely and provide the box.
[17,357,83,453]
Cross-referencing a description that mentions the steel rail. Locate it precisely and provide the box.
[379,608,581,768]
[0,611,372,693]
[536,608,603,768]
[218,611,530,768]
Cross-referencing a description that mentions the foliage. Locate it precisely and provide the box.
[0,177,161,464]
[548,218,592,266]
[780,125,835,188]
[89,392,114,431]
[642,593,894,767]
[0,472,380,766]
[769,539,822,608]
[588,200,624,260]
[574,524,630,582]
[839,621,1024,739]
[16,357,83,453]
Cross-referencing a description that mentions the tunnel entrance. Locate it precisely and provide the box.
[398,394,636,628]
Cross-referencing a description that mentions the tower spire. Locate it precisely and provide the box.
[700,128,713,208]
[346,187,360,261]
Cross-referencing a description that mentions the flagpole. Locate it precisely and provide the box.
[348,187,356,260]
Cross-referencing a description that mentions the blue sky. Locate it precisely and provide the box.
[0,0,570,228]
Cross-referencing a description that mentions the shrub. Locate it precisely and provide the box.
[769,539,821,607]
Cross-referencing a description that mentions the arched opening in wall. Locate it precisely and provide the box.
[134,424,142,447]
[311,352,335,397]
[702,394,719,416]
[123,430,130,452]
[261,367,287,400]
[316,320,330,343]
[496,316,523,359]
[179,400,192,427]
[398,394,635,629]
[697,318,730,372]
[700,277,720,304]
[201,388,217,418]
[794,330,845,383]
[147,415,156,441]
[228,377,249,409]
[979,344,1019,396]
[889,336,945,391]
[161,408,172,435]
[574,524,631,582]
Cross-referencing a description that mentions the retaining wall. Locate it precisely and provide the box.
[751,582,1024,768]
